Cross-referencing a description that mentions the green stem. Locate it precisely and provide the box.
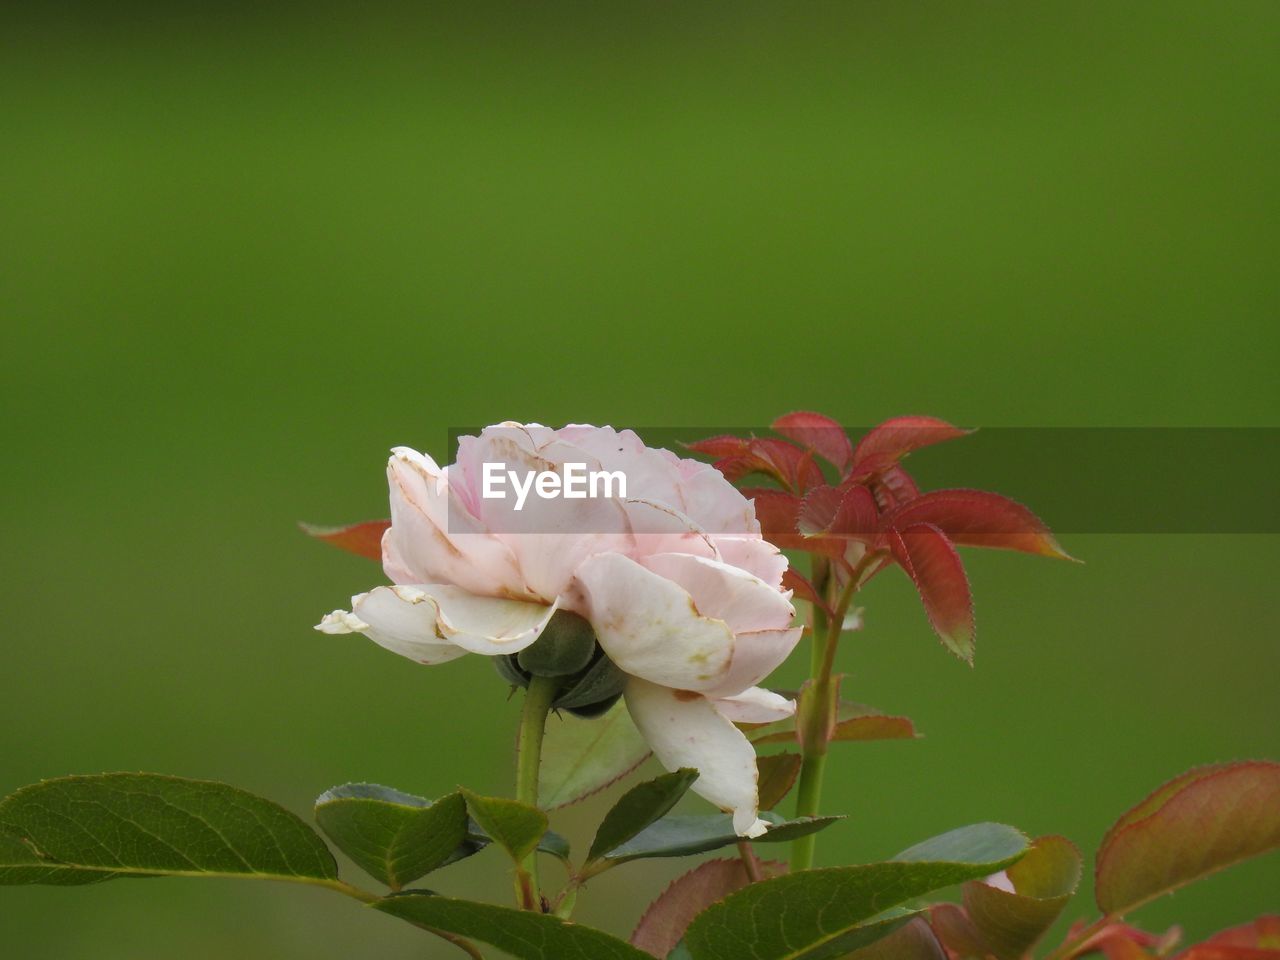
[514,674,558,910]
[552,884,579,919]
[791,558,832,872]
[789,550,883,872]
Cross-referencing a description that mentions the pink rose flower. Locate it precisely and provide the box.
[317,422,802,836]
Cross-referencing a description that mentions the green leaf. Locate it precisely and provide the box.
[631,858,787,958]
[0,773,337,886]
[588,768,699,862]
[374,893,653,959]
[460,789,548,864]
[0,829,114,886]
[539,700,651,809]
[961,835,1082,960]
[533,828,572,863]
[757,753,803,811]
[460,819,571,864]
[314,784,467,890]
[893,822,1026,864]
[682,822,1028,960]
[603,812,842,865]
[1094,760,1280,915]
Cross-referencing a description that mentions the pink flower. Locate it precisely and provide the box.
[317,423,802,836]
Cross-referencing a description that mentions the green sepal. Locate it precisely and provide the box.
[494,654,530,689]
[553,651,627,711]
[564,692,622,718]
[518,610,597,677]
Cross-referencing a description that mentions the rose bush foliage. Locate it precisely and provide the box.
[1,414,1274,960]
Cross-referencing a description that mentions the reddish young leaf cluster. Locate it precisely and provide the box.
[924,760,1280,960]
[690,413,1075,661]
[1067,916,1279,960]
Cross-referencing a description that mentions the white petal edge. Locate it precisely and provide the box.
[639,552,795,634]
[704,626,804,700]
[624,677,768,838]
[711,687,796,724]
[315,584,557,661]
[575,553,734,692]
[315,587,466,665]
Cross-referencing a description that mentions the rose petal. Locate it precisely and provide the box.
[464,434,635,601]
[710,535,789,591]
[712,687,796,723]
[639,553,795,634]
[575,553,734,692]
[624,678,768,838]
[383,448,532,600]
[316,583,556,660]
[315,585,466,665]
[418,584,561,655]
[706,627,804,698]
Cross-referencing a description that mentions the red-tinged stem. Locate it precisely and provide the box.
[1042,915,1118,960]
[737,840,764,882]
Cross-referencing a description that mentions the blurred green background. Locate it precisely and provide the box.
[2,3,1277,957]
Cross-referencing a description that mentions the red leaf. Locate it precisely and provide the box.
[886,523,975,662]
[1095,761,1280,915]
[748,438,826,492]
[1198,917,1280,950]
[1176,917,1280,960]
[845,453,923,512]
[1066,922,1178,960]
[750,703,918,747]
[706,436,825,493]
[745,488,803,539]
[961,835,1083,960]
[885,489,1074,560]
[745,488,837,555]
[686,435,752,458]
[848,918,949,960]
[798,483,843,535]
[800,483,879,538]
[1100,937,1160,960]
[631,858,785,957]
[853,415,973,467]
[756,752,803,810]
[782,568,831,614]
[714,455,767,483]
[831,713,919,742]
[300,520,389,562]
[930,903,990,960]
[772,411,854,473]
[871,465,922,511]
